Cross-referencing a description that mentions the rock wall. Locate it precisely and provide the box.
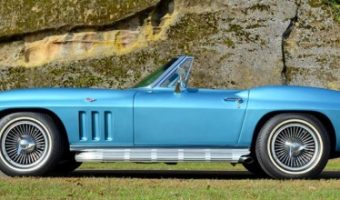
[284,0,340,90]
[0,0,338,90]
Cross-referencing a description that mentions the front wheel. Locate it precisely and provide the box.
[0,112,63,176]
[255,113,330,179]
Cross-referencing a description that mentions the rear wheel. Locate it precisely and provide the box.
[0,112,63,176]
[255,113,330,179]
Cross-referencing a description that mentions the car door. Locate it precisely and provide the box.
[134,88,249,147]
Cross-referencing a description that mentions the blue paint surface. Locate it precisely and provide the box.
[0,56,339,151]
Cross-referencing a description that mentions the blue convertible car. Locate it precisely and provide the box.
[0,55,339,178]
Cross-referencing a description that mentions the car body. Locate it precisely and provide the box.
[0,55,339,178]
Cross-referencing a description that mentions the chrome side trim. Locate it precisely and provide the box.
[74,148,250,163]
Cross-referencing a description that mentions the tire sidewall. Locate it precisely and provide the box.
[0,112,62,176]
[255,113,330,179]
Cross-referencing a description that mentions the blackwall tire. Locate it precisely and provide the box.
[0,112,63,176]
[58,159,82,173]
[255,113,330,179]
[50,153,82,175]
[242,157,267,177]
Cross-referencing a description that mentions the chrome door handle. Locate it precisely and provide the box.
[224,97,244,104]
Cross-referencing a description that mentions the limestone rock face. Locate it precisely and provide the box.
[284,0,340,90]
[0,0,338,90]
[0,0,160,38]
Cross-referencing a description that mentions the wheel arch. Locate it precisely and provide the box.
[0,108,70,146]
[251,111,337,158]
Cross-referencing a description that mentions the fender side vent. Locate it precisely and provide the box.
[91,111,100,141]
[104,111,113,141]
[78,111,113,142]
[79,111,87,141]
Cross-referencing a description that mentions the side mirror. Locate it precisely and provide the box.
[175,80,181,93]
[174,67,187,93]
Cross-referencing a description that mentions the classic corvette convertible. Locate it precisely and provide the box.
[0,55,339,179]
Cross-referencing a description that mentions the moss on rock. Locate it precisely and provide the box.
[0,0,338,91]
[0,0,160,38]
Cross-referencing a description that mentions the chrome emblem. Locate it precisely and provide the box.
[85,97,96,102]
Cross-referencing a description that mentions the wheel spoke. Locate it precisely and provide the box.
[271,121,319,172]
[1,119,48,169]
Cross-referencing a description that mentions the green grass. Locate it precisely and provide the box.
[77,158,340,171]
[2,177,340,200]
[1,160,340,199]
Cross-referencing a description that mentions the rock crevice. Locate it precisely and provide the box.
[284,0,340,90]
[281,0,301,85]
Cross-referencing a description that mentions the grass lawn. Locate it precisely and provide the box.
[1,159,340,199]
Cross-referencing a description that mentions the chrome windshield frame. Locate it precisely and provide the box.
[150,55,194,89]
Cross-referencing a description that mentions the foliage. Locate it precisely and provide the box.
[329,0,340,22]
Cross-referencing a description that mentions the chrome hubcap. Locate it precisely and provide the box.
[285,141,306,157]
[1,120,49,169]
[270,120,320,173]
[17,135,36,155]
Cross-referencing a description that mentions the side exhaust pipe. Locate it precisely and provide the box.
[239,155,254,164]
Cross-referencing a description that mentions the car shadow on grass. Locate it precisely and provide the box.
[68,170,340,180]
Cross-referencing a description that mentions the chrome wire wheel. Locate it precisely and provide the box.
[268,119,322,174]
[0,117,52,172]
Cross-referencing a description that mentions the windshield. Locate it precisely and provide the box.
[159,58,193,88]
[133,58,178,88]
